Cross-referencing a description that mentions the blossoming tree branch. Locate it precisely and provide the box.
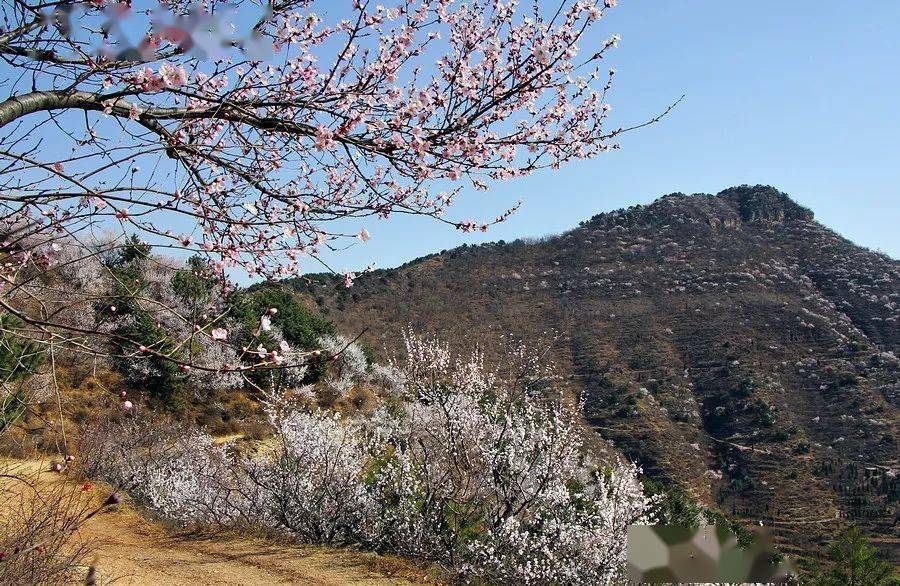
[0,0,668,372]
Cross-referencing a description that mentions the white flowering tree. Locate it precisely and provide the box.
[82,331,654,583]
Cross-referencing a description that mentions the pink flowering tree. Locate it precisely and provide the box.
[0,0,668,369]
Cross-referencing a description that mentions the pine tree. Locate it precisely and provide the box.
[809,525,899,586]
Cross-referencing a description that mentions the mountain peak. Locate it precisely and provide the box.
[580,185,814,232]
[716,185,815,223]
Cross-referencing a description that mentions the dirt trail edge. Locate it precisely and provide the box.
[5,459,435,586]
[83,506,432,585]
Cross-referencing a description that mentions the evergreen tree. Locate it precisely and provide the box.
[808,525,899,586]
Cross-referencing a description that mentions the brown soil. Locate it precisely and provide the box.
[83,512,434,585]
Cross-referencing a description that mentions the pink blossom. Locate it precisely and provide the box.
[299,66,318,87]
[11,0,636,303]
[210,328,228,341]
[159,63,188,88]
[314,126,335,151]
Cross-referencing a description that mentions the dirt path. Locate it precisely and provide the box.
[83,507,431,585]
[4,459,435,585]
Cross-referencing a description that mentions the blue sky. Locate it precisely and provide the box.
[322,0,900,274]
[6,1,896,277]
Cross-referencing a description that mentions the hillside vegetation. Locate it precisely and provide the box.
[293,185,899,563]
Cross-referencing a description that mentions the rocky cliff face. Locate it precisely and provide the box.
[291,185,899,560]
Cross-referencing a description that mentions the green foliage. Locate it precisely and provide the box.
[444,500,486,546]
[113,310,185,403]
[805,525,899,586]
[362,450,396,488]
[793,441,811,454]
[0,389,27,433]
[752,399,775,427]
[772,428,791,442]
[102,249,336,404]
[642,479,755,548]
[701,509,754,549]
[117,234,152,265]
[838,371,860,387]
[0,313,45,432]
[228,285,334,389]
[0,314,44,383]
[171,256,217,309]
[735,377,758,398]
[230,285,334,351]
[103,244,201,406]
[359,341,380,368]
[642,479,703,526]
[101,235,151,311]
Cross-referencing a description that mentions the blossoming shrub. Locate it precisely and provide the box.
[79,418,238,523]
[82,332,653,583]
[362,333,655,582]
[0,314,45,433]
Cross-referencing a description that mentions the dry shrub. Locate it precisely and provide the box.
[242,420,271,442]
[0,429,33,460]
[0,461,98,584]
